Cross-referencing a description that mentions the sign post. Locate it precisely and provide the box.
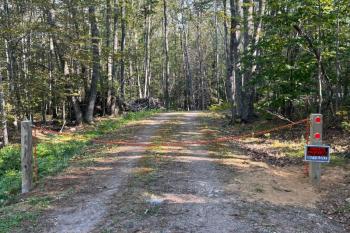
[305,114,329,185]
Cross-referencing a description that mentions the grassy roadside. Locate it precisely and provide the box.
[205,110,349,167]
[0,110,160,233]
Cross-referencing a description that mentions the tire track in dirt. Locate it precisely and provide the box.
[34,112,346,233]
[38,113,172,233]
[92,112,346,233]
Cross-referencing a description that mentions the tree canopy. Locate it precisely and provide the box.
[0,0,349,144]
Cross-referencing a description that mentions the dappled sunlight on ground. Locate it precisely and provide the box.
[161,193,207,204]
[139,112,323,209]
[19,112,347,232]
[220,157,268,169]
[143,192,207,204]
[132,167,155,176]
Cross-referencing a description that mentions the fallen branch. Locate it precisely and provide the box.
[60,121,66,133]
[258,108,295,124]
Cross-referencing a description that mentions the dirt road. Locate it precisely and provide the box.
[34,112,345,233]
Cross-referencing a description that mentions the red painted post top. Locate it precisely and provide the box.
[314,133,321,139]
[315,116,322,123]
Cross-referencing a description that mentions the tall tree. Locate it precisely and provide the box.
[120,0,126,102]
[143,1,152,98]
[106,0,113,114]
[111,0,120,115]
[163,0,170,109]
[85,6,101,123]
[228,0,241,122]
[0,74,8,146]
[0,0,349,144]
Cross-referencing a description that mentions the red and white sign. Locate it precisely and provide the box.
[305,145,330,163]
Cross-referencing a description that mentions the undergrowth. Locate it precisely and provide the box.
[208,102,231,112]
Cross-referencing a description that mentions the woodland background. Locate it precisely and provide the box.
[0,2,350,227]
[0,0,349,145]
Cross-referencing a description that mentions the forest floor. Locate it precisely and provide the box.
[4,112,350,233]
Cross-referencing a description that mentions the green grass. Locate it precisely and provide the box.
[0,208,38,233]
[335,203,350,214]
[329,153,349,167]
[0,110,160,207]
[208,102,231,112]
[0,110,160,232]
[0,196,53,233]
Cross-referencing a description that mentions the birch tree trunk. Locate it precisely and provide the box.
[106,0,113,114]
[214,0,220,103]
[163,0,170,109]
[232,0,243,121]
[181,0,193,110]
[223,0,232,104]
[143,3,151,98]
[111,0,119,115]
[196,9,205,110]
[317,0,323,113]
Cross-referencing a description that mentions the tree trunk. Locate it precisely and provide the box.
[181,0,193,110]
[120,0,126,102]
[72,97,83,125]
[106,0,113,114]
[111,0,119,116]
[214,0,220,103]
[227,0,241,122]
[335,4,341,112]
[317,56,323,113]
[0,74,9,146]
[65,61,83,125]
[143,3,151,98]
[195,9,205,110]
[85,6,101,123]
[241,0,254,121]
[317,0,323,113]
[223,0,231,104]
[163,0,170,109]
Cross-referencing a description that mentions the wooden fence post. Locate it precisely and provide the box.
[21,120,33,194]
